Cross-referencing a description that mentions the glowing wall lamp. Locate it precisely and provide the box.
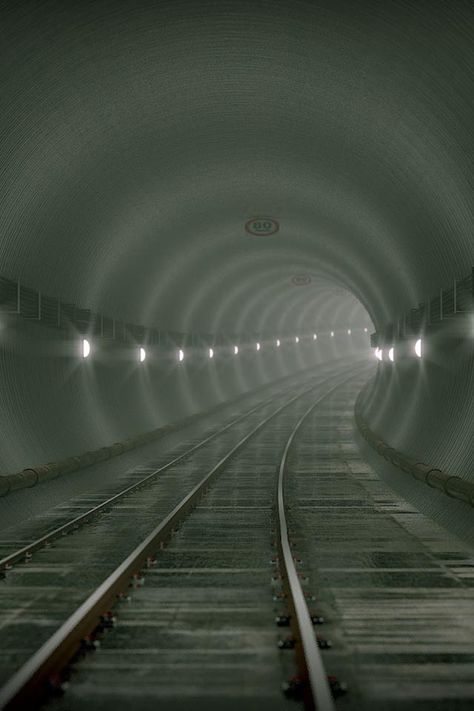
[330,331,334,337]
[313,333,317,340]
[295,336,299,343]
[82,338,91,359]
[388,347,394,362]
[256,342,261,351]
[415,338,422,358]
[209,347,214,359]
[276,339,280,347]
[234,345,239,355]
[178,348,184,362]
[374,347,383,361]
[139,347,146,363]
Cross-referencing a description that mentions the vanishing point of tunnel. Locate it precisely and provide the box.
[0,1,473,710]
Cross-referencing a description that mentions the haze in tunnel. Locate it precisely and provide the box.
[0,0,473,559]
[1,2,474,710]
[0,0,471,331]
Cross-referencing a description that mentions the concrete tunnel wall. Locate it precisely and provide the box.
[0,290,371,475]
[0,1,473,538]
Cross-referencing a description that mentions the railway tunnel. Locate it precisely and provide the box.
[0,1,473,709]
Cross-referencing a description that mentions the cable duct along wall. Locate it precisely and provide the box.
[355,382,474,508]
[356,330,474,540]
[0,0,473,543]
[0,285,371,476]
[356,270,474,540]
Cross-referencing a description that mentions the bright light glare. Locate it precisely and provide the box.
[388,347,394,362]
[178,348,184,362]
[295,336,299,343]
[313,333,317,340]
[347,329,351,335]
[364,327,368,333]
[276,339,280,347]
[139,347,146,363]
[82,338,91,359]
[256,342,261,351]
[330,331,334,337]
[415,338,422,358]
[234,345,239,355]
[209,347,214,359]
[374,347,383,361]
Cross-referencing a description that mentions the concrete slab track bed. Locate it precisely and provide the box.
[0,365,472,710]
[0,2,474,710]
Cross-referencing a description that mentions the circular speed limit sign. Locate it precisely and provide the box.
[245,217,279,236]
[291,274,312,286]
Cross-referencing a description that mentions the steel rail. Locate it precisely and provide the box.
[0,370,358,710]
[0,378,313,572]
[276,375,360,710]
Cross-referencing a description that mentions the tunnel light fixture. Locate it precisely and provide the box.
[276,339,280,347]
[415,338,422,358]
[209,347,214,359]
[347,329,351,335]
[82,338,91,359]
[178,348,184,362]
[364,327,368,333]
[256,342,261,351]
[313,333,317,340]
[330,331,334,337]
[234,345,239,355]
[388,347,394,362]
[374,347,383,361]
[295,336,299,343]
[139,347,146,363]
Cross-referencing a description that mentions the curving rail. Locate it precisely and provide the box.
[0,364,325,498]
[276,390,340,711]
[0,367,367,710]
[0,371,325,573]
[0,395,272,572]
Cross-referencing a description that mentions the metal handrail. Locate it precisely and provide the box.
[371,267,473,346]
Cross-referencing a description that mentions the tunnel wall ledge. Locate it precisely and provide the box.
[0,363,322,498]
[354,380,474,508]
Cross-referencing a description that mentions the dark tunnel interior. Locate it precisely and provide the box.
[0,2,473,710]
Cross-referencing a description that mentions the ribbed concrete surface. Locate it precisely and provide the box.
[0,375,319,691]
[0,368,468,709]
[358,345,474,542]
[1,0,473,551]
[287,379,474,709]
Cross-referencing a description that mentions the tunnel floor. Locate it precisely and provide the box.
[0,364,472,710]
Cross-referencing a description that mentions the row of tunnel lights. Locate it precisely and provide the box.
[81,327,370,361]
[374,338,423,362]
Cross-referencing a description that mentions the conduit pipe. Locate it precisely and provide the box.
[354,384,474,507]
[0,365,324,497]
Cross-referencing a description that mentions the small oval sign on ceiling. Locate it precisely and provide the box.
[245,217,279,236]
[291,274,312,286]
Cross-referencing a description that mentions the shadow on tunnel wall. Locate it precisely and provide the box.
[0,315,372,475]
[358,323,474,543]
[0,0,473,552]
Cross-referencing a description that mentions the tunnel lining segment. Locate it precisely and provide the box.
[0,366,365,710]
[355,382,474,508]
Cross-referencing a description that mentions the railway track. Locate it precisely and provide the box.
[0,373,307,571]
[0,365,370,710]
[0,364,354,569]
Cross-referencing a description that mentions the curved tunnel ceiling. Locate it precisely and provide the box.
[0,0,473,337]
